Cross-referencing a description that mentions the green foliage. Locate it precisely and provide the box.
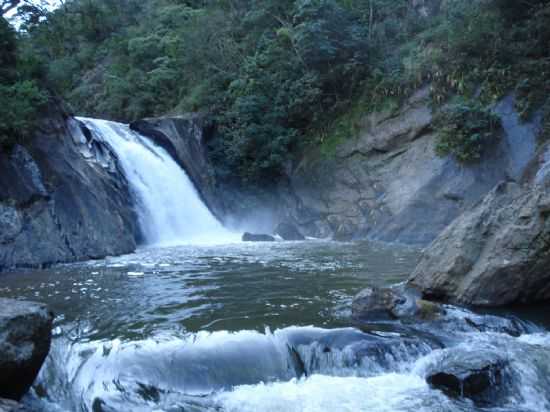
[434,102,502,163]
[0,17,47,151]
[0,80,48,149]
[14,0,550,182]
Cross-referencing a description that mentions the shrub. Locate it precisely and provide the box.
[434,102,502,163]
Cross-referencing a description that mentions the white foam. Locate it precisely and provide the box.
[215,373,449,412]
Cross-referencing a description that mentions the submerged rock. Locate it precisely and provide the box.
[242,232,276,242]
[409,181,550,306]
[426,351,508,406]
[274,222,305,241]
[0,299,54,401]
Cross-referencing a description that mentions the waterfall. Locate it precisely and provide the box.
[77,117,236,246]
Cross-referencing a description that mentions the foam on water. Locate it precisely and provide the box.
[215,374,450,412]
[76,117,239,246]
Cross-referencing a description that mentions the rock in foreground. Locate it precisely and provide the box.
[426,351,508,407]
[0,299,54,401]
[242,232,276,242]
[409,181,550,306]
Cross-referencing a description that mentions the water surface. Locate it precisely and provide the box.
[1,240,549,412]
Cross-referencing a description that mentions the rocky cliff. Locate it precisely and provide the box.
[0,107,138,270]
[283,91,541,243]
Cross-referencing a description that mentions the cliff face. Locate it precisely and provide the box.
[283,91,541,243]
[0,107,138,270]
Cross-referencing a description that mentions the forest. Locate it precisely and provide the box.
[1,0,549,185]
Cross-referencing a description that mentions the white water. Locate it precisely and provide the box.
[35,324,550,412]
[76,118,237,246]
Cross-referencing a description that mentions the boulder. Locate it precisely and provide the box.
[351,284,445,323]
[0,299,53,401]
[426,351,508,406]
[242,233,276,242]
[409,181,550,306]
[274,222,305,241]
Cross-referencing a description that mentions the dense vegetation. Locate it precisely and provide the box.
[0,1,47,150]
[2,0,550,183]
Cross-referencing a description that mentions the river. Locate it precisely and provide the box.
[1,241,550,411]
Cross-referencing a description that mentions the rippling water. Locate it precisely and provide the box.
[1,240,550,412]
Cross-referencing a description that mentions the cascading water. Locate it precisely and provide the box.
[76,117,237,245]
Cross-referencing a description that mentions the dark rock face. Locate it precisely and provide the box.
[426,352,508,406]
[0,299,54,401]
[409,179,550,306]
[0,108,138,270]
[242,233,276,242]
[275,222,305,241]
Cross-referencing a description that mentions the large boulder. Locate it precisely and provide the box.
[0,299,54,401]
[409,181,550,306]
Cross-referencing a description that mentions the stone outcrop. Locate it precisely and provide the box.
[409,160,550,306]
[0,299,53,401]
[0,107,138,270]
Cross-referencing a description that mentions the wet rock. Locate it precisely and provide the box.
[426,352,508,406]
[275,222,305,241]
[352,284,445,323]
[242,232,276,242]
[0,399,29,412]
[0,299,54,401]
[409,181,550,306]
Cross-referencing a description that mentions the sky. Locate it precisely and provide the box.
[5,0,61,27]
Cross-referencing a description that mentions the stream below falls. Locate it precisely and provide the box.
[1,240,550,412]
